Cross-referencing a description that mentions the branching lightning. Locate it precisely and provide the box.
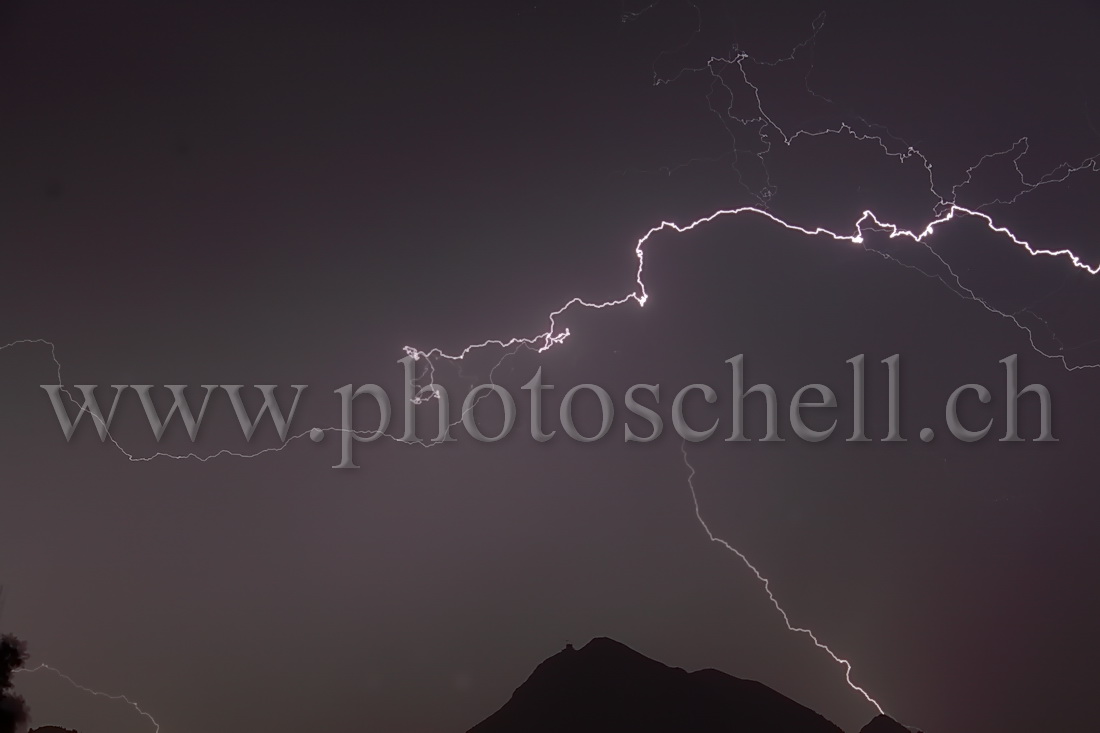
[7,7,1100,730]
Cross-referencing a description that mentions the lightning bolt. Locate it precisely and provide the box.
[679,441,885,715]
[15,663,160,733]
[4,9,1100,730]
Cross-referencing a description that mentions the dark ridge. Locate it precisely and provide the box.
[860,715,920,733]
[469,637,846,733]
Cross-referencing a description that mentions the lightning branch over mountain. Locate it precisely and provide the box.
[678,441,885,714]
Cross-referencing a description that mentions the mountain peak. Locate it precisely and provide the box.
[572,636,672,668]
[578,635,629,652]
[860,714,919,733]
[469,637,844,733]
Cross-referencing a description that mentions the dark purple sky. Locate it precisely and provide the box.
[3,1,1100,732]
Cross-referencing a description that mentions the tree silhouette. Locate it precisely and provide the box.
[0,634,29,733]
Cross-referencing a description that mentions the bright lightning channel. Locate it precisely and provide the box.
[679,441,885,715]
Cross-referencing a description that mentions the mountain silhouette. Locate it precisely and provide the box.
[468,637,850,733]
[20,640,919,733]
[859,715,916,733]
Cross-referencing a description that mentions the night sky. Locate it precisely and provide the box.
[3,1,1100,732]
